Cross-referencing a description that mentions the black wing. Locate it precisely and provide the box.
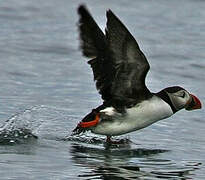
[78,5,115,101]
[106,10,151,107]
[78,5,151,110]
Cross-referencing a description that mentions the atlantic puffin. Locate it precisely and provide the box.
[72,5,202,142]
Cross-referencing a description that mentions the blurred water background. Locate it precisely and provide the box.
[0,0,205,179]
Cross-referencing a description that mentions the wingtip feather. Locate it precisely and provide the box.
[78,4,92,20]
[106,9,114,18]
[78,4,87,14]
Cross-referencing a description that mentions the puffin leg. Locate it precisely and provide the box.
[106,136,128,144]
[106,136,112,143]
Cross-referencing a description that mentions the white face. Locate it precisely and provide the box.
[167,90,191,111]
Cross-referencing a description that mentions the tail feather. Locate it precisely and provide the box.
[71,125,86,135]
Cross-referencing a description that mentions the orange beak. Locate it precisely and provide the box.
[185,94,202,111]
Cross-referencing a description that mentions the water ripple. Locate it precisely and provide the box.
[69,142,198,179]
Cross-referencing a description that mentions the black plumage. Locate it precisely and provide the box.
[72,5,201,137]
[78,5,152,111]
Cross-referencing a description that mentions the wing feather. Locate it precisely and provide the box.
[106,10,151,106]
[78,5,114,101]
[78,5,151,110]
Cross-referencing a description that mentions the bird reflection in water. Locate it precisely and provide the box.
[69,139,198,179]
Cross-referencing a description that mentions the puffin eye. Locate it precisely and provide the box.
[181,92,186,98]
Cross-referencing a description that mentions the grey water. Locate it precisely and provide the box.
[0,0,204,179]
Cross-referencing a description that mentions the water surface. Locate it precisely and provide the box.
[0,0,205,179]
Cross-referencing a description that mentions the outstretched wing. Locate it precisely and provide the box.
[78,5,151,110]
[78,5,115,101]
[78,5,106,58]
[105,10,151,107]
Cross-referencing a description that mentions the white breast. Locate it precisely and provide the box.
[92,96,173,136]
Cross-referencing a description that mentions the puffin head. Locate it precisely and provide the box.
[163,86,202,112]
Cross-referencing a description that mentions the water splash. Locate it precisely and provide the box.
[65,131,132,146]
[0,105,75,144]
[0,106,45,145]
